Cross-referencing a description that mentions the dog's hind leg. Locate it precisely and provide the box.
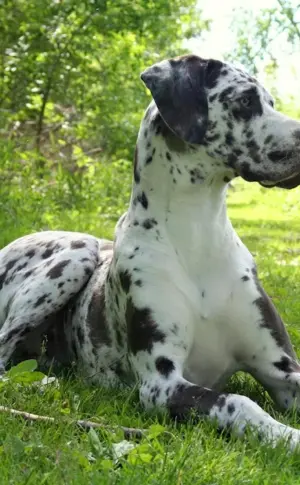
[0,240,99,369]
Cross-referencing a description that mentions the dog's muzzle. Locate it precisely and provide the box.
[260,148,300,189]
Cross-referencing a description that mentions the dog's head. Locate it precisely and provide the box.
[141,55,300,189]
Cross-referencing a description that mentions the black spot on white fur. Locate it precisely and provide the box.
[25,249,35,258]
[241,275,249,282]
[46,260,71,279]
[119,270,131,293]
[71,240,86,249]
[42,248,54,259]
[273,356,294,373]
[34,294,50,307]
[155,357,175,377]
[136,192,148,210]
[143,218,157,230]
[126,298,165,355]
[227,403,235,415]
[134,146,140,183]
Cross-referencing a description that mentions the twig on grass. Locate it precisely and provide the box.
[0,405,144,440]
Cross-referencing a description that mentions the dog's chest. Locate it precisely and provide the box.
[184,315,240,390]
[182,252,254,389]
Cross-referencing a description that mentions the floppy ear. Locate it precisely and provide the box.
[140,56,211,144]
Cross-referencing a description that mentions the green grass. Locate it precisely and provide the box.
[2,179,300,484]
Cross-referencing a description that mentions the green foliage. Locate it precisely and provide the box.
[0,0,208,245]
[228,1,300,72]
[0,2,206,156]
[0,140,132,246]
[227,1,300,116]
[0,359,46,387]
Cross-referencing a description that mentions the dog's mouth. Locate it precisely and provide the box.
[239,147,300,189]
[260,171,300,190]
[259,148,300,189]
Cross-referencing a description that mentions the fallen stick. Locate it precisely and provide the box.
[0,405,144,440]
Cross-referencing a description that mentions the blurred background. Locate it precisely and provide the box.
[1,0,299,245]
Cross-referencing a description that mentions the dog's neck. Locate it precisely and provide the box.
[123,105,237,262]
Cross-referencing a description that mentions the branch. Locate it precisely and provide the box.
[276,0,300,41]
[0,405,144,440]
[36,9,98,156]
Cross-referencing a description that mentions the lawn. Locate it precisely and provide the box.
[1,179,300,484]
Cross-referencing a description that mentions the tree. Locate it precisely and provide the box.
[0,0,210,244]
[227,0,300,114]
[228,0,300,72]
[0,0,209,163]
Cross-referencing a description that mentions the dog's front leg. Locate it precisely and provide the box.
[255,365,300,412]
[239,278,300,411]
[134,352,300,450]
[248,342,300,412]
[127,293,300,450]
[248,349,300,411]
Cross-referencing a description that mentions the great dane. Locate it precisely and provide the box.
[1,54,300,449]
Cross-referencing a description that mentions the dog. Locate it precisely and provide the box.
[1,54,300,449]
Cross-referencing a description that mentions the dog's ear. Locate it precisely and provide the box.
[141,56,221,145]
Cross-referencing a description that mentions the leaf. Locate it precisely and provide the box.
[88,428,103,458]
[138,453,153,463]
[60,407,71,415]
[40,473,52,485]
[7,359,37,377]
[12,371,46,384]
[99,459,114,470]
[73,451,92,470]
[112,440,137,462]
[127,450,153,466]
[4,436,25,457]
[147,423,166,440]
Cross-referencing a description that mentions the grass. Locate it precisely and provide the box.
[1,179,300,484]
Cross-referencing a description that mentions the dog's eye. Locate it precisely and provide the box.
[269,99,275,108]
[240,96,251,108]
